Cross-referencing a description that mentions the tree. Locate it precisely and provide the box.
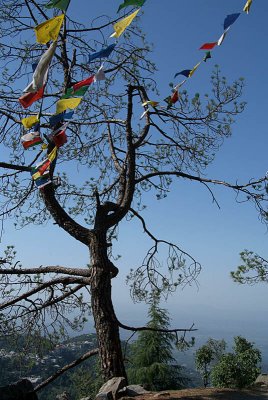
[210,336,261,389]
[231,250,268,284]
[0,0,267,393]
[127,293,189,390]
[195,338,226,387]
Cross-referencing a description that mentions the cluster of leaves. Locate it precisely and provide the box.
[195,336,261,389]
[231,250,268,284]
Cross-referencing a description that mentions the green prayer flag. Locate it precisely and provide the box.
[117,0,146,13]
[61,85,89,99]
[45,0,70,11]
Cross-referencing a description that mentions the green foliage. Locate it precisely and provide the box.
[211,336,261,389]
[195,338,226,387]
[231,250,268,284]
[127,294,188,390]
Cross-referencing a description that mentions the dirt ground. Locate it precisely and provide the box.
[131,387,268,400]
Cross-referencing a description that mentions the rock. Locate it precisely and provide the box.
[80,398,91,400]
[0,379,38,400]
[125,385,149,397]
[56,392,70,400]
[96,377,127,400]
[255,373,268,386]
[153,392,170,398]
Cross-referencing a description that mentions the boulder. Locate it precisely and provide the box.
[0,379,38,400]
[96,377,127,400]
[125,385,149,396]
[255,373,268,386]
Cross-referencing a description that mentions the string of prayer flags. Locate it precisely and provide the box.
[23,41,57,92]
[21,115,40,129]
[19,87,44,109]
[223,13,240,30]
[117,0,146,13]
[189,61,201,77]
[21,131,43,149]
[88,44,116,63]
[34,14,64,44]
[243,0,252,14]
[72,75,94,92]
[94,64,106,82]
[49,111,74,127]
[110,9,140,38]
[45,0,70,11]
[56,97,82,114]
[199,42,217,50]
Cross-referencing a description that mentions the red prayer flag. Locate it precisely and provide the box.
[199,42,217,50]
[72,75,94,92]
[19,87,45,109]
[171,90,179,104]
[22,136,43,149]
[53,130,67,147]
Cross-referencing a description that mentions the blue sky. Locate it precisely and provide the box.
[1,0,268,357]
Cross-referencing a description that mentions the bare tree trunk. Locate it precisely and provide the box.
[90,230,127,380]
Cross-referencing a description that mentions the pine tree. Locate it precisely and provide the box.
[127,294,187,391]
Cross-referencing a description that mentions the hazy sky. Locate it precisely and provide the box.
[1,0,268,357]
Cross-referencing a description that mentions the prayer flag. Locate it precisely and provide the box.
[243,0,252,14]
[73,75,94,92]
[174,70,191,79]
[174,80,187,90]
[117,0,146,13]
[94,64,106,82]
[110,9,139,38]
[50,122,69,147]
[203,51,212,62]
[45,0,70,11]
[189,62,201,77]
[34,174,52,189]
[21,131,43,149]
[19,87,44,108]
[218,28,229,46]
[88,44,116,63]
[49,111,74,127]
[170,90,179,104]
[61,86,89,99]
[56,97,82,114]
[199,42,217,50]
[23,41,57,92]
[223,13,240,30]
[32,147,57,180]
[21,115,40,129]
[142,100,159,107]
[34,14,64,44]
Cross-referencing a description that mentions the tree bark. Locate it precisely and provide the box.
[90,230,127,380]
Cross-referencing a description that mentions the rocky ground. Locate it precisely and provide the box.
[130,387,268,400]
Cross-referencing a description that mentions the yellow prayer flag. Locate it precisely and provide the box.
[142,100,159,107]
[56,97,82,114]
[110,9,140,38]
[189,61,201,78]
[34,14,65,44]
[243,0,252,14]
[47,146,58,162]
[21,115,40,129]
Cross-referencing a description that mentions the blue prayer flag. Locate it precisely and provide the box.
[88,44,116,63]
[223,13,240,31]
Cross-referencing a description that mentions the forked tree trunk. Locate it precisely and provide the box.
[90,230,127,380]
